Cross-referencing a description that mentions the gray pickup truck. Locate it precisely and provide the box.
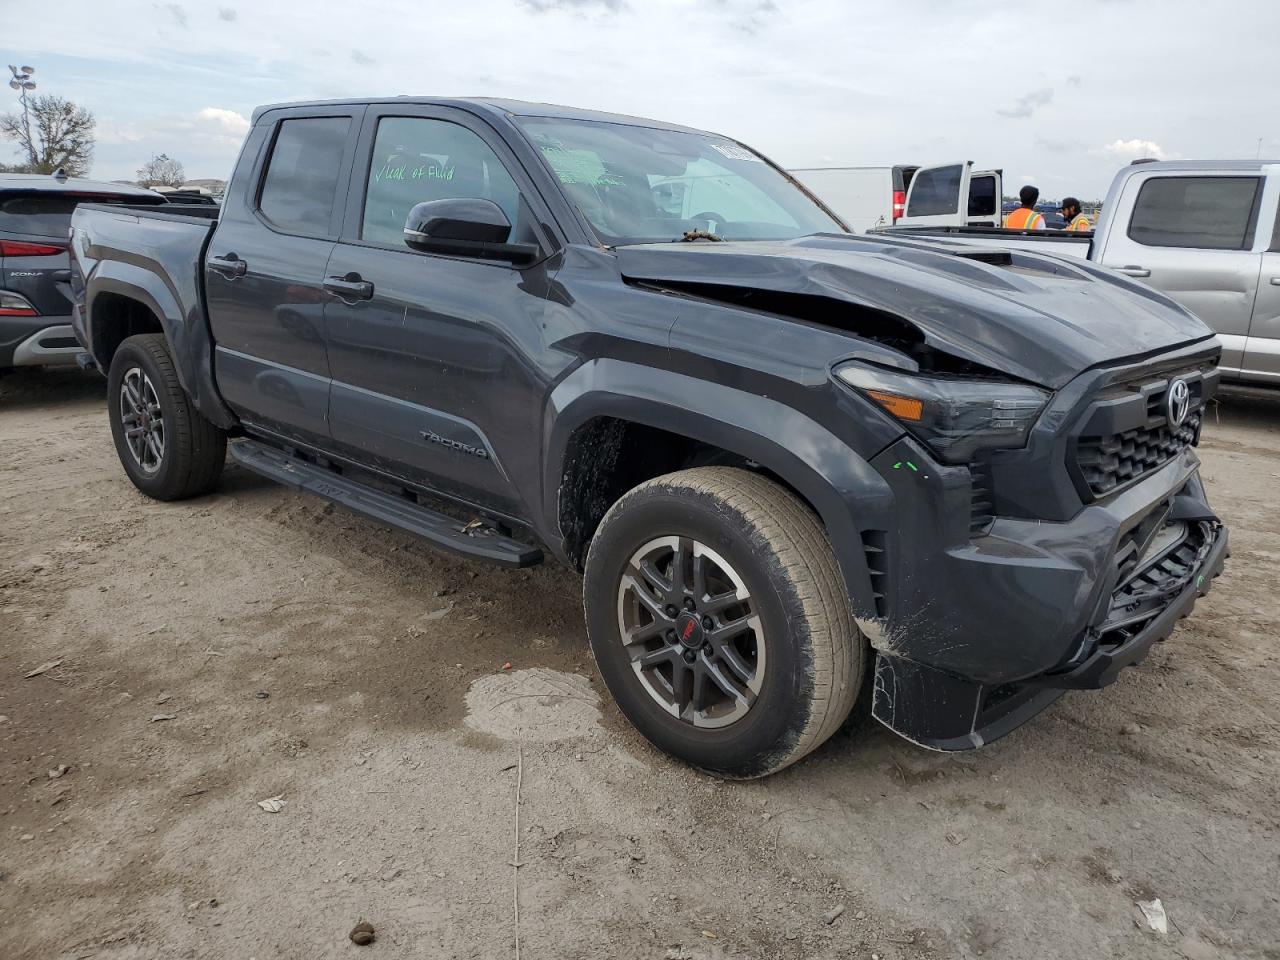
[69,97,1228,777]
[876,160,1280,388]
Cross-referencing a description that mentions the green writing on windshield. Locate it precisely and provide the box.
[534,137,624,187]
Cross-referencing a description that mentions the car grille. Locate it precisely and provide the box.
[1094,519,1215,650]
[1068,363,1212,499]
[1075,410,1202,496]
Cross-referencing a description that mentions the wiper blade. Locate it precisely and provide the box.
[678,229,723,243]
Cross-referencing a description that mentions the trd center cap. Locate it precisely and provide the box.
[675,612,705,649]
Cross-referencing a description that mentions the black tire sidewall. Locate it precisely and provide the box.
[584,483,816,778]
[107,338,188,499]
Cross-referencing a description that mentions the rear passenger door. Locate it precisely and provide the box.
[322,105,556,517]
[898,161,970,227]
[1095,172,1264,374]
[205,106,361,445]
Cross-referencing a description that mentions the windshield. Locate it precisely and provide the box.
[516,117,845,245]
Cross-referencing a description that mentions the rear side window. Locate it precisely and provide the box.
[258,117,351,237]
[360,116,520,246]
[0,192,162,238]
[906,166,962,217]
[1128,176,1261,250]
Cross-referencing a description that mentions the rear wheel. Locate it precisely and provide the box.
[107,334,226,501]
[584,467,865,778]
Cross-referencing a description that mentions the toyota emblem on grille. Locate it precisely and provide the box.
[1166,378,1191,428]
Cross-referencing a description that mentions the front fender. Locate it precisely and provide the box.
[543,357,894,621]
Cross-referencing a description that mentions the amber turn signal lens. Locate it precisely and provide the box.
[867,389,924,422]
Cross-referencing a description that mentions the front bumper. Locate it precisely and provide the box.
[866,436,1227,751]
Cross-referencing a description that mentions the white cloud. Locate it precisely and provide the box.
[196,107,250,141]
[1098,138,1170,161]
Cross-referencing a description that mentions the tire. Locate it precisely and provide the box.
[583,466,866,779]
[107,333,226,501]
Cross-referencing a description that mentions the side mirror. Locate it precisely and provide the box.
[403,198,539,265]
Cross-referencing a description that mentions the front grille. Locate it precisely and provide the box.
[1075,411,1201,496]
[1094,519,1215,650]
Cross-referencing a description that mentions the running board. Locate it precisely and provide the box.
[229,439,543,568]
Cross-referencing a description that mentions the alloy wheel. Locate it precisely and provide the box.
[616,536,766,728]
[119,367,165,475]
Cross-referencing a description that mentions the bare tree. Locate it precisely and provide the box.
[0,94,95,175]
[136,153,186,188]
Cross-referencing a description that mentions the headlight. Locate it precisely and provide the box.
[835,362,1049,464]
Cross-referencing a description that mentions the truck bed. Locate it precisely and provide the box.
[874,224,1093,259]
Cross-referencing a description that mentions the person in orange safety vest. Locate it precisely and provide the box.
[1060,196,1092,232]
[1004,185,1045,229]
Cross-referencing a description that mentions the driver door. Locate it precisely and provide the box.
[322,105,554,517]
[897,161,972,227]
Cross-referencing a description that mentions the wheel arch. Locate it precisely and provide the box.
[85,264,237,430]
[544,359,893,621]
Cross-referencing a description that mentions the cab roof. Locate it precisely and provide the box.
[251,97,717,136]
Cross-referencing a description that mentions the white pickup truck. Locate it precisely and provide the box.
[870,159,1280,388]
[790,162,1004,233]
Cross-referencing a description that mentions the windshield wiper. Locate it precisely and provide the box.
[678,229,723,243]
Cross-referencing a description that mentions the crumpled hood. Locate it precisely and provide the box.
[615,233,1216,389]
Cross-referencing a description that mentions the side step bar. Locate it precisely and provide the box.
[229,439,543,568]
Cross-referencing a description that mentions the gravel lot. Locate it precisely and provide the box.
[2,368,1278,960]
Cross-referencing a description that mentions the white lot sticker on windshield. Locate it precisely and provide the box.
[710,142,761,162]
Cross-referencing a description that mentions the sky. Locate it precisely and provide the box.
[1,0,1277,198]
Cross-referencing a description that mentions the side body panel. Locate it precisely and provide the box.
[1241,167,1280,383]
[204,106,364,445]
[538,245,907,615]
[72,206,235,428]
[322,103,564,517]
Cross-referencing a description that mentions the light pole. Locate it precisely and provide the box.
[8,65,37,169]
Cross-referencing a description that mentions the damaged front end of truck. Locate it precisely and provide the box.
[617,233,1229,750]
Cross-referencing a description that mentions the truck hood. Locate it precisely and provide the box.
[615,233,1215,389]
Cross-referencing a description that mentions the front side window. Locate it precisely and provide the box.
[258,117,351,237]
[1129,176,1261,250]
[515,117,843,245]
[361,117,520,246]
[906,166,962,217]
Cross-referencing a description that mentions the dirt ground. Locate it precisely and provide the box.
[1,367,1278,960]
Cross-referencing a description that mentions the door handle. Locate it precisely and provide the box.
[323,274,374,301]
[1270,277,1280,286]
[208,254,247,277]
[1115,265,1151,278]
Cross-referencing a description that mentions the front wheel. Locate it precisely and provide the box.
[107,333,226,501]
[583,467,865,778]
